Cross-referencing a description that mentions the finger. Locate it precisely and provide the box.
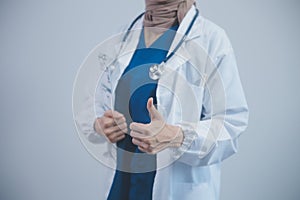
[130,130,149,139]
[129,122,149,134]
[104,112,126,126]
[114,116,126,125]
[132,138,149,149]
[121,126,128,133]
[107,130,126,143]
[147,97,155,120]
[116,122,127,130]
[148,142,168,154]
[137,145,157,154]
[140,137,165,149]
[103,116,126,130]
[101,117,116,129]
[138,146,148,153]
[147,97,163,121]
[104,110,124,119]
[153,142,168,151]
[113,130,126,138]
[112,134,126,143]
[109,115,126,127]
[94,118,114,134]
[103,110,114,118]
[105,122,127,135]
[110,127,126,137]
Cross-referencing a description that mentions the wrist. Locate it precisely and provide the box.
[170,123,198,158]
[166,124,184,148]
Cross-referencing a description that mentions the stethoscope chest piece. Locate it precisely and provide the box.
[149,62,165,80]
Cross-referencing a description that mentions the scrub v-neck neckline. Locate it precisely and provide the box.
[139,25,179,49]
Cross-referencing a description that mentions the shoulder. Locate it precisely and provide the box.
[189,14,234,62]
[200,15,232,48]
[199,16,227,38]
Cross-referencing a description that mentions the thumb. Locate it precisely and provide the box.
[147,97,163,121]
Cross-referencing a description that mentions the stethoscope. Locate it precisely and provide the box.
[121,8,199,80]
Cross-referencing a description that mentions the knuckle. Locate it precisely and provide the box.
[103,129,109,135]
[103,121,109,128]
[107,136,114,142]
[143,139,150,144]
[104,121,111,128]
[121,116,126,122]
[112,110,120,116]
[144,144,150,149]
[135,139,140,145]
[111,139,117,143]
[105,110,113,116]
[132,138,137,145]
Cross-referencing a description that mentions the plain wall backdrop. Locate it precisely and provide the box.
[0,0,299,199]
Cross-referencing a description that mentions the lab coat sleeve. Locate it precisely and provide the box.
[74,75,108,144]
[173,34,249,166]
[74,24,128,144]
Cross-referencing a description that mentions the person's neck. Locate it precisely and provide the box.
[144,27,165,48]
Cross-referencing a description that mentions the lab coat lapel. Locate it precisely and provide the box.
[113,17,143,76]
[115,29,142,68]
[111,20,143,93]
[166,5,201,68]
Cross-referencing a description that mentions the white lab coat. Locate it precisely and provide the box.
[74,5,249,200]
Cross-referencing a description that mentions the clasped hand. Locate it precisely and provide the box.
[94,98,183,154]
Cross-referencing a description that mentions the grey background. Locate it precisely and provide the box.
[0,0,299,199]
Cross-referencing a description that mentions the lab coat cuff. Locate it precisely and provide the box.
[87,131,107,143]
[78,118,106,144]
[171,123,198,159]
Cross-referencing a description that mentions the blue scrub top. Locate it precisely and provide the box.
[107,25,178,200]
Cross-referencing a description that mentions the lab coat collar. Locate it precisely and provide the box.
[168,5,202,53]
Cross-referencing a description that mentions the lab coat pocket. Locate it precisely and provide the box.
[186,83,205,120]
[183,67,206,115]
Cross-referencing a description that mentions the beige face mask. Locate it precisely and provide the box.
[143,0,195,47]
[143,0,196,29]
